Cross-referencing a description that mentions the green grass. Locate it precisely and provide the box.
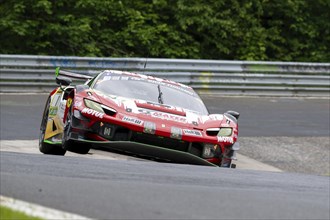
[0,205,44,220]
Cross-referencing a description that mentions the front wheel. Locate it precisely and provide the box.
[62,106,90,154]
[39,96,66,155]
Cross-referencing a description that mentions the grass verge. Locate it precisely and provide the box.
[0,205,43,220]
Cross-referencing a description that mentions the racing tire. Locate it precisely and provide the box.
[62,106,91,154]
[39,96,66,155]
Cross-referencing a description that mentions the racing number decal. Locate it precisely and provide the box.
[67,98,72,108]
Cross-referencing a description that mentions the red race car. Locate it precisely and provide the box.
[39,68,240,167]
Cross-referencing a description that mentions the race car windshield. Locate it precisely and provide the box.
[93,73,209,115]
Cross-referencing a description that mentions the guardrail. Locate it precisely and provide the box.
[1,54,329,96]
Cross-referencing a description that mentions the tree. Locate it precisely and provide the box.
[0,0,329,61]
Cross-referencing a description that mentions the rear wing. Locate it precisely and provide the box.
[55,67,93,80]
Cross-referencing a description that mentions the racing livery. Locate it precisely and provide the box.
[39,68,240,167]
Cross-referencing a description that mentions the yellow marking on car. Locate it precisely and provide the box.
[44,117,63,140]
[67,98,72,108]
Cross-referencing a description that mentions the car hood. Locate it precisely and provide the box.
[92,90,231,129]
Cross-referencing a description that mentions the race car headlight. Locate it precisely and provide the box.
[84,99,104,113]
[217,128,232,137]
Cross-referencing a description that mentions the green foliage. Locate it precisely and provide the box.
[261,0,330,62]
[0,205,43,220]
[0,0,329,61]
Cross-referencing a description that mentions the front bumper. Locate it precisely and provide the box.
[71,109,234,166]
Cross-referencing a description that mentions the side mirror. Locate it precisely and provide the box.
[56,76,72,86]
[226,110,240,120]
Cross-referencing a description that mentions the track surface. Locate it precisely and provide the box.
[1,151,329,219]
[1,94,329,219]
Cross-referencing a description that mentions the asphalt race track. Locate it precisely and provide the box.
[1,151,329,219]
[1,94,330,219]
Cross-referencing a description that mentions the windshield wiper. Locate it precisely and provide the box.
[158,85,164,104]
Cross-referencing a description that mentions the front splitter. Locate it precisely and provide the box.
[70,138,217,167]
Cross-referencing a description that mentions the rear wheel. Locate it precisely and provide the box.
[39,97,66,155]
[62,106,90,154]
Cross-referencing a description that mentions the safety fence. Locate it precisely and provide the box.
[0,54,329,96]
